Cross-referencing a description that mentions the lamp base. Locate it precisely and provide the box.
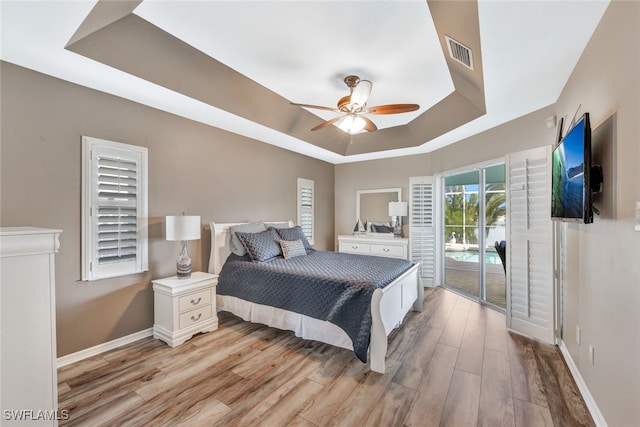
[392,216,403,238]
[176,241,192,279]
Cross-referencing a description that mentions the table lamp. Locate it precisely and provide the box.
[166,215,201,279]
[388,201,408,237]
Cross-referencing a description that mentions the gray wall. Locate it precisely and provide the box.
[0,62,335,357]
[335,105,556,239]
[553,1,639,425]
[335,153,432,239]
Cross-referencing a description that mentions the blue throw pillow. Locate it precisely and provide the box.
[372,224,394,233]
[236,228,281,262]
[275,226,313,251]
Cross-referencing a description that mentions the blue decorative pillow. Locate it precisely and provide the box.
[372,224,394,233]
[236,228,281,262]
[275,226,313,251]
[229,222,266,256]
[280,239,307,259]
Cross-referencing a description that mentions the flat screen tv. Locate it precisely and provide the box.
[551,113,593,223]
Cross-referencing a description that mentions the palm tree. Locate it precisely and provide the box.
[445,185,479,245]
[445,184,505,245]
[444,186,465,243]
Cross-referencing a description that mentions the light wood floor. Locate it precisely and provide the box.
[58,288,594,426]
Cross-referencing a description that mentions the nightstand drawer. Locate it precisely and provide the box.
[371,244,404,258]
[179,289,211,313]
[179,305,213,329]
[339,242,371,254]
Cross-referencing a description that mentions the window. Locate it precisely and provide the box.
[297,178,314,245]
[82,136,148,281]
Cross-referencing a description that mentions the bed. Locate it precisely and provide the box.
[208,221,422,373]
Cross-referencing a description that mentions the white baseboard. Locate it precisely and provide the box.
[558,340,608,427]
[57,328,153,368]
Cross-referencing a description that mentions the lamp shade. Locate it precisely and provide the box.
[166,215,201,241]
[388,201,408,217]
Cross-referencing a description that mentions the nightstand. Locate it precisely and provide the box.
[152,271,218,347]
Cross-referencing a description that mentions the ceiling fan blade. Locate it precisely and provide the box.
[349,80,372,108]
[361,116,378,132]
[311,117,341,131]
[290,102,339,112]
[367,104,420,115]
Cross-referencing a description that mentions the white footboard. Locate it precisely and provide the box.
[370,263,422,373]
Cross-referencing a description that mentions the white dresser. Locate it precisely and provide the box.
[338,234,409,260]
[1,227,61,426]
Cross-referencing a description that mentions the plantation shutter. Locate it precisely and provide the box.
[297,178,314,244]
[409,176,436,286]
[97,156,138,265]
[82,136,148,281]
[506,146,555,344]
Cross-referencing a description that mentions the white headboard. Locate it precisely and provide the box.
[208,222,245,275]
[208,221,294,275]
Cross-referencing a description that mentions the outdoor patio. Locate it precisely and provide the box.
[444,253,506,308]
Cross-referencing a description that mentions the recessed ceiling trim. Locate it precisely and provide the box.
[66,0,486,157]
[0,0,608,163]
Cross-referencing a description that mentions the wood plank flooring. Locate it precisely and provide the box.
[58,288,595,426]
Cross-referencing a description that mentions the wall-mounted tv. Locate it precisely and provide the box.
[551,113,595,223]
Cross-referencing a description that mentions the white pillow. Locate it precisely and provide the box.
[264,221,291,229]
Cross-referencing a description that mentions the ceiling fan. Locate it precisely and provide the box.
[291,75,420,134]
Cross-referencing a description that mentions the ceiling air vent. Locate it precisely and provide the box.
[445,35,474,70]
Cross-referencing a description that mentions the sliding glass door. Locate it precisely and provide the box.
[444,170,480,298]
[443,164,506,309]
[484,167,507,308]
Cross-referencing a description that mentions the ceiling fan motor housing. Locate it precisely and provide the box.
[343,75,360,89]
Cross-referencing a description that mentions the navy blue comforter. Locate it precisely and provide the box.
[217,250,414,362]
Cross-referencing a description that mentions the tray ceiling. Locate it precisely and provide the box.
[1,0,610,164]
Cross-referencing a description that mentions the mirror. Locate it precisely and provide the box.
[356,188,402,228]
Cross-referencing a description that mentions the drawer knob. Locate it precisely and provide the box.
[190,297,202,305]
[383,248,390,252]
[352,245,358,249]
[191,313,202,322]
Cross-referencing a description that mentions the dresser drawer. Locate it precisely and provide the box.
[339,242,371,254]
[179,304,213,329]
[370,244,405,258]
[179,289,212,313]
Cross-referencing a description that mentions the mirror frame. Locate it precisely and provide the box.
[356,188,402,223]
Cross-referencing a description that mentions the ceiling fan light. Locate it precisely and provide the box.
[337,114,366,134]
[351,116,366,132]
